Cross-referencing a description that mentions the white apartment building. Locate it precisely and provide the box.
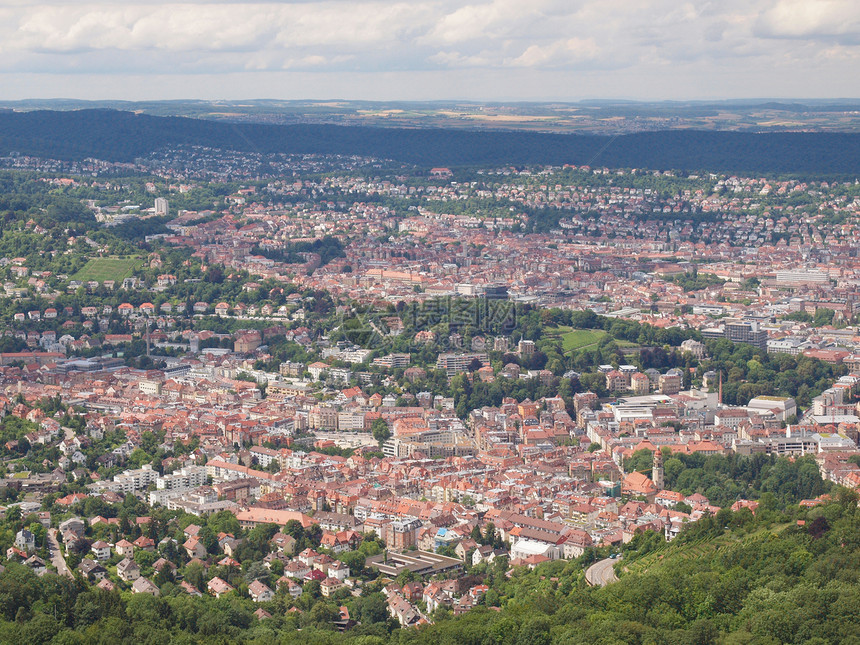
[156,465,207,491]
[249,446,280,468]
[338,411,366,431]
[154,197,169,217]
[775,270,828,284]
[767,337,805,355]
[103,464,159,493]
[139,379,162,396]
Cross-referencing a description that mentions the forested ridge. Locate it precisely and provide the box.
[2,109,860,174]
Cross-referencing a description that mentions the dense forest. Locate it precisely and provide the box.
[2,109,860,174]
[623,452,831,508]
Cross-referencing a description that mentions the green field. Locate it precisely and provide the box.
[546,326,639,353]
[560,329,608,351]
[72,257,142,282]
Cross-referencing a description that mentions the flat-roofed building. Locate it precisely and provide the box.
[367,550,463,578]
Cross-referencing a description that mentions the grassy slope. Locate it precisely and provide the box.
[72,257,142,282]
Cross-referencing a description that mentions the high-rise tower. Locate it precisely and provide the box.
[652,448,665,490]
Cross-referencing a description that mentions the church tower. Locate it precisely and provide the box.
[652,448,665,490]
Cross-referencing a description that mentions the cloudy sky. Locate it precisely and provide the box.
[2,0,859,101]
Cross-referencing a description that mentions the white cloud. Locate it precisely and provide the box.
[281,54,355,70]
[3,3,429,54]
[422,0,538,45]
[6,5,277,53]
[0,0,857,99]
[755,0,860,42]
[428,50,493,68]
[508,38,600,68]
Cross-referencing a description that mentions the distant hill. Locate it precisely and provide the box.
[1,108,859,174]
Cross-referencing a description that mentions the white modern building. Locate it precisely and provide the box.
[154,198,169,217]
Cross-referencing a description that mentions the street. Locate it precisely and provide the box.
[47,528,73,578]
[585,557,620,587]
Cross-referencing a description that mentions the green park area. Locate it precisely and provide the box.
[548,326,606,352]
[557,328,608,351]
[72,256,143,283]
[546,326,639,353]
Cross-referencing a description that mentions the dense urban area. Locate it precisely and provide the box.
[1,138,860,644]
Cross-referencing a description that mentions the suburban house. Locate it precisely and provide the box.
[207,577,235,598]
[90,540,111,561]
[132,577,161,596]
[248,580,274,602]
[117,557,141,582]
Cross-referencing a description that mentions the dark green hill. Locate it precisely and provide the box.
[1,109,859,174]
